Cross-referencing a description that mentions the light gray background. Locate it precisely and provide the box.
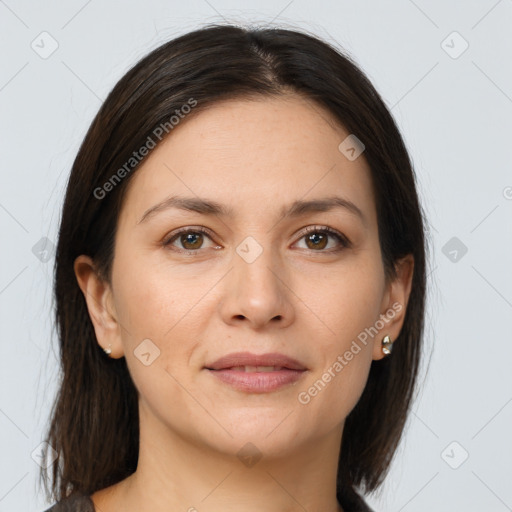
[1,1,511,511]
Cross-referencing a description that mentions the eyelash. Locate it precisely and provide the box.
[162,225,351,256]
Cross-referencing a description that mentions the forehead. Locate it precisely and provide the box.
[118,94,376,228]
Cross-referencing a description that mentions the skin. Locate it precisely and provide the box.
[74,94,414,512]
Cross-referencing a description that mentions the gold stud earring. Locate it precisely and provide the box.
[382,335,393,355]
[103,343,112,356]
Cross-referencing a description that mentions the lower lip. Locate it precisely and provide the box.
[206,368,306,393]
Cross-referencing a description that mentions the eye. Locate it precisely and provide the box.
[162,226,218,254]
[162,225,351,255]
[293,225,350,253]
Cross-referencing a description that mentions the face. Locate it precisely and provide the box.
[76,94,412,459]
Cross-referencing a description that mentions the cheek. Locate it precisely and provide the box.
[112,255,182,339]
[305,262,384,343]
[112,254,203,382]
[297,335,373,429]
[295,263,382,419]
[323,358,372,427]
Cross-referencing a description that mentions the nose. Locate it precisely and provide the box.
[218,239,295,330]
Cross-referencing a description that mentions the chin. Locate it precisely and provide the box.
[212,407,310,451]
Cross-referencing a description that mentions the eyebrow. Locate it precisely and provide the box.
[137,194,367,227]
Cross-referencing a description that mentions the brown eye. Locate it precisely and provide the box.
[295,226,350,253]
[305,231,328,250]
[162,225,350,256]
[163,227,217,253]
[178,232,204,250]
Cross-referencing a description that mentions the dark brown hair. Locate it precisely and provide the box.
[40,23,429,510]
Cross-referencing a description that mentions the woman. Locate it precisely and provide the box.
[41,23,428,512]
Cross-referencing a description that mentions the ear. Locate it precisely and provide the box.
[73,255,123,358]
[372,254,414,361]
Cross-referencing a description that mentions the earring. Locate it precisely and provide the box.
[381,335,393,355]
[103,344,112,356]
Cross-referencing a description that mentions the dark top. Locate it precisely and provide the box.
[43,490,374,511]
[43,492,95,511]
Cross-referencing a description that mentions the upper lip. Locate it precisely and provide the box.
[205,352,307,371]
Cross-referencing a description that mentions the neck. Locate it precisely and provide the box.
[94,402,345,512]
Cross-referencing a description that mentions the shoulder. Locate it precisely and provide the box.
[42,492,95,512]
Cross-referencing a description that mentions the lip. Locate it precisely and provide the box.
[204,352,308,393]
[205,351,307,371]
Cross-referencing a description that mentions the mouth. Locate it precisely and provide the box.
[219,365,290,372]
[204,352,308,393]
[205,351,307,371]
